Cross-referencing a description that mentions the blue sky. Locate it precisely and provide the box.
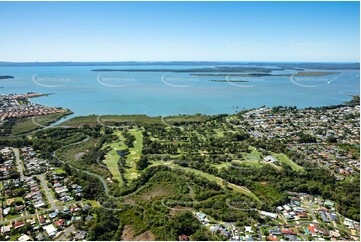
[0,1,359,62]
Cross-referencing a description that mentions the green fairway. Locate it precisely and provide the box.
[102,131,124,185]
[124,129,143,181]
[101,129,143,186]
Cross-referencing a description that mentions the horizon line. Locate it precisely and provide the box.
[0,60,360,64]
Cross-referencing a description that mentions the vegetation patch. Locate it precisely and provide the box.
[10,110,72,135]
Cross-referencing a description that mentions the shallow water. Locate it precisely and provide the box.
[0,64,359,116]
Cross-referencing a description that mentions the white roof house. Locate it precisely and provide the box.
[1,225,11,234]
[283,205,291,211]
[260,211,278,219]
[18,234,31,241]
[245,226,254,233]
[44,224,57,236]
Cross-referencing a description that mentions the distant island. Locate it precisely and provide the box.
[91,65,341,77]
[91,66,281,73]
[210,80,249,83]
[194,71,340,77]
[0,75,14,79]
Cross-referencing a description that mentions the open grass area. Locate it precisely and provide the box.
[82,199,100,208]
[242,146,262,161]
[211,162,230,170]
[236,146,303,172]
[52,168,66,174]
[228,147,264,169]
[138,182,177,201]
[149,160,259,200]
[57,137,99,163]
[11,110,72,135]
[271,153,304,171]
[234,159,263,168]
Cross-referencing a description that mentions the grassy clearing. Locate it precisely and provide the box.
[227,147,264,169]
[237,147,303,172]
[138,183,177,201]
[242,146,262,161]
[11,110,72,135]
[233,159,263,168]
[52,168,65,174]
[271,153,304,171]
[214,129,225,138]
[57,137,98,163]
[211,163,230,170]
[149,160,259,200]
[82,199,100,208]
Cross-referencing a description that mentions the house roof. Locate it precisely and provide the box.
[14,221,25,228]
[307,225,316,234]
[55,219,65,226]
[268,234,279,241]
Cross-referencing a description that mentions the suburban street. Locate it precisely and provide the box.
[12,148,24,180]
[38,174,58,210]
[55,226,75,241]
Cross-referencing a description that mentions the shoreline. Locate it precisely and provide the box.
[54,95,359,127]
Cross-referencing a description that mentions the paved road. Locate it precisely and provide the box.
[55,226,75,240]
[38,174,58,210]
[12,148,25,180]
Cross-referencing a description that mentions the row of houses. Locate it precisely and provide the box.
[0,147,18,180]
[0,203,92,241]
[24,177,46,208]
[240,105,360,176]
[20,147,52,176]
[48,172,83,204]
[0,93,65,119]
[194,211,255,241]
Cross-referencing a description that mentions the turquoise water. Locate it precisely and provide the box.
[0,65,359,117]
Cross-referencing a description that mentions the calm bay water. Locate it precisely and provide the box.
[0,64,359,117]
